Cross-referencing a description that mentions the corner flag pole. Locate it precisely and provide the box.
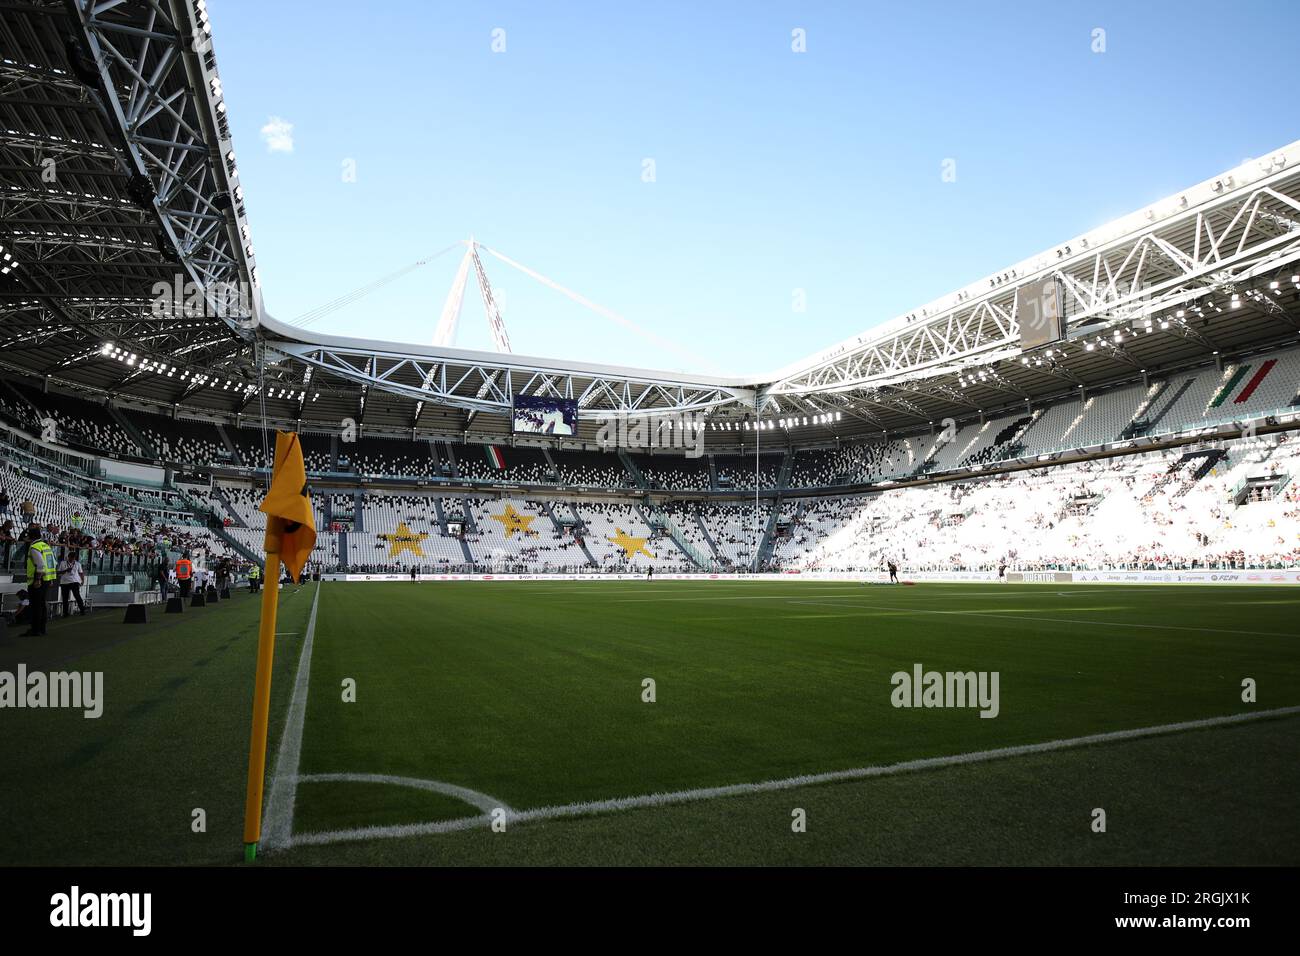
[243,515,284,861]
[239,430,316,861]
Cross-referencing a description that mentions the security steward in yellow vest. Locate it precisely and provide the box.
[247,562,261,593]
[175,555,194,598]
[23,526,57,637]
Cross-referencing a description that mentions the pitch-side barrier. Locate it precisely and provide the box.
[322,569,1300,585]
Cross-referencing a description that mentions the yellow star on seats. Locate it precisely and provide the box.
[608,527,654,560]
[383,521,428,559]
[491,504,537,538]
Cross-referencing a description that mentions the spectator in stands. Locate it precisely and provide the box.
[20,497,35,523]
[57,552,86,616]
[0,488,8,515]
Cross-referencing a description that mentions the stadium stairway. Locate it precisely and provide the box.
[431,497,450,534]
[1142,378,1196,432]
[541,446,559,479]
[352,491,366,532]
[1173,449,1229,498]
[707,454,719,491]
[640,504,707,569]
[1144,459,1189,499]
[1121,381,1167,439]
[211,485,247,528]
[618,449,648,488]
[210,523,261,565]
[441,441,461,479]
[776,450,794,490]
[0,379,41,422]
[566,503,599,566]
[106,405,157,458]
[457,499,477,564]
[215,423,242,465]
[320,493,333,532]
[756,498,783,570]
[540,501,564,531]
[694,508,724,564]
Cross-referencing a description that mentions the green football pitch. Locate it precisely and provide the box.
[2,580,1297,866]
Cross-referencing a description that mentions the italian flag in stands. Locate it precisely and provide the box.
[485,446,505,470]
[1209,359,1277,408]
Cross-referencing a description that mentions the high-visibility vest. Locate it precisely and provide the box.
[176,558,193,580]
[248,565,261,580]
[27,541,57,583]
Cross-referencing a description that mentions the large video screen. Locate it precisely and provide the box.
[1016,278,1066,350]
[513,396,578,436]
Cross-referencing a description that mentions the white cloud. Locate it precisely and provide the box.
[260,116,294,153]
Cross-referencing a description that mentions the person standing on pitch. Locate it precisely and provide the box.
[175,553,194,598]
[57,551,86,616]
[888,560,899,585]
[22,525,56,636]
[248,562,261,592]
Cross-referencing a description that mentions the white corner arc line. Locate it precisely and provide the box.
[262,579,322,850]
[298,772,514,815]
[292,811,493,847]
[288,773,516,847]
[289,704,1300,849]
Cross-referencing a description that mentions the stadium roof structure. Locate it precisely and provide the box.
[3,0,1300,448]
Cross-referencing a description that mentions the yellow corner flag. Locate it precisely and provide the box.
[258,431,316,582]
[243,431,316,862]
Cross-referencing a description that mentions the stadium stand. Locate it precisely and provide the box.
[214,482,338,569]
[2,340,1298,579]
[774,432,1299,572]
[128,408,229,467]
[0,384,142,458]
[0,455,238,577]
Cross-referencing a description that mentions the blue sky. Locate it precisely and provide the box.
[208,0,1299,376]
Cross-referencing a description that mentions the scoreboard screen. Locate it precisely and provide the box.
[1016,278,1066,350]
[513,396,578,436]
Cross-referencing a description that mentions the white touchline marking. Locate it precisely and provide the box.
[262,579,322,850]
[789,599,1297,637]
[289,705,1300,849]
[608,592,870,603]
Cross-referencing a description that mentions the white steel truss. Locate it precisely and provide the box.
[266,337,753,417]
[767,145,1300,399]
[6,2,1298,438]
[71,0,260,329]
